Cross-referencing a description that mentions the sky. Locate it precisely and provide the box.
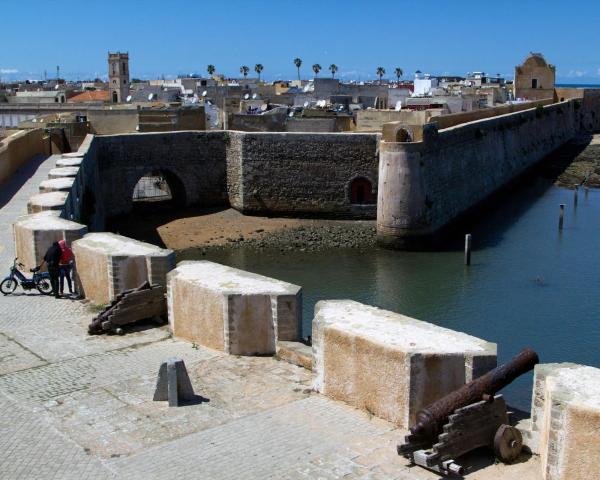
[1,0,599,83]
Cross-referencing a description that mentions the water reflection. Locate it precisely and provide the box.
[182,184,600,411]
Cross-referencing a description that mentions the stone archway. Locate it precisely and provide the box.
[130,168,187,207]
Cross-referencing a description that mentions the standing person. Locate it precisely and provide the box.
[58,239,74,296]
[41,241,62,298]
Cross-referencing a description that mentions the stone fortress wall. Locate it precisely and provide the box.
[377,93,600,248]
[61,130,380,230]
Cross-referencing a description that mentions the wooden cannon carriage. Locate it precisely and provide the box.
[88,281,167,335]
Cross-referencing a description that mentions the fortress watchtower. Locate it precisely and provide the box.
[108,52,130,103]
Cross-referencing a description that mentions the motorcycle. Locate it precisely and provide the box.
[1,258,53,295]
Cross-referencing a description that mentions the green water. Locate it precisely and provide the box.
[181,176,600,410]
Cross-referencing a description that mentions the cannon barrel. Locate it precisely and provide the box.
[410,348,539,443]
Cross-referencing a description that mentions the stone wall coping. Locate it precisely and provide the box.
[170,260,301,295]
[14,211,84,230]
[314,300,495,354]
[28,191,68,207]
[74,232,173,257]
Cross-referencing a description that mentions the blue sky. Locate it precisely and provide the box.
[1,0,599,83]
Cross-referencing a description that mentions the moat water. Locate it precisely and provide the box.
[181,175,600,411]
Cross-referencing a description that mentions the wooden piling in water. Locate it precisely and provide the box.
[559,204,565,230]
[464,234,472,266]
[574,185,579,207]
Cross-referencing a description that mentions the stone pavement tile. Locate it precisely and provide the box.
[43,351,313,459]
[0,391,115,480]
[0,293,171,363]
[0,339,217,405]
[0,331,47,374]
[109,396,392,480]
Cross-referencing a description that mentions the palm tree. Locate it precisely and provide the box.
[394,67,403,83]
[207,64,215,76]
[312,64,322,78]
[294,58,302,80]
[329,64,338,79]
[240,65,250,78]
[376,67,386,84]
[254,64,264,81]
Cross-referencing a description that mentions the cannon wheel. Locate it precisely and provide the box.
[494,424,523,463]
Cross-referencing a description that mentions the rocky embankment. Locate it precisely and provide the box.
[183,222,377,255]
[552,134,600,188]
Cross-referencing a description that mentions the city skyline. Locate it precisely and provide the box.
[1,0,600,83]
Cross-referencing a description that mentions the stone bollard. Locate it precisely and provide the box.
[153,357,195,407]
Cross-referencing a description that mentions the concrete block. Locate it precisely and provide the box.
[525,363,600,480]
[312,300,496,428]
[39,177,75,193]
[153,357,195,407]
[13,211,87,270]
[48,167,79,179]
[73,232,175,304]
[27,191,68,214]
[167,261,302,355]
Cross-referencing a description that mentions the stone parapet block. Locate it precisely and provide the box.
[39,177,75,193]
[55,157,83,167]
[167,261,302,355]
[525,363,600,480]
[48,167,79,179]
[73,232,175,304]
[13,211,87,270]
[312,300,496,428]
[27,191,68,214]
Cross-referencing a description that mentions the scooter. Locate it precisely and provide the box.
[1,258,53,295]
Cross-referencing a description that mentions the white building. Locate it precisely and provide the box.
[412,71,438,97]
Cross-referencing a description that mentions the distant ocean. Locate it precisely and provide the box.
[556,83,600,88]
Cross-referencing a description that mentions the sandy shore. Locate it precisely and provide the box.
[111,206,376,252]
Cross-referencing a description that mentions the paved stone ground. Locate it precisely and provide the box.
[0,156,542,479]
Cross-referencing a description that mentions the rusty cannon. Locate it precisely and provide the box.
[398,348,539,476]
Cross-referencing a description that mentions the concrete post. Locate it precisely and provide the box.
[464,234,472,266]
[153,357,195,407]
[559,204,565,230]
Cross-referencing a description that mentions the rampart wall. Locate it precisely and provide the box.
[62,130,379,229]
[377,100,578,248]
[230,132,379,218]
[0,129,49,187]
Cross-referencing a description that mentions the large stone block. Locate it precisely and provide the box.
[167,261,302,355]
[526,363,600,480]
[73,233,175,304]
[39,177,75,193]
[312,300,496,428]
[48,166,79,179]
[13,211,87,270]
[27,191,68,214]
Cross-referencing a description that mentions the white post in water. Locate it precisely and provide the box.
[464,234,472,266]
[559,204,565,230]
[574,185,579,207]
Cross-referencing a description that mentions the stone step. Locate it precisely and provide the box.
[277,341,312,370]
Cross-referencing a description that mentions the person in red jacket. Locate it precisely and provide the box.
[58,239,74,296]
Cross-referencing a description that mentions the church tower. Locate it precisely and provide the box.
[108,52,130,103]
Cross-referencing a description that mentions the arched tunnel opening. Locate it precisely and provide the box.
[108,169,190,247]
